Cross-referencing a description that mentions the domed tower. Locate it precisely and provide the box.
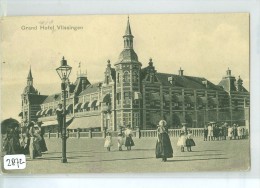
[21,67,47,125]
[114,17,142,130]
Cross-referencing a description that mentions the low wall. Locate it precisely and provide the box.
[44,128,205,139]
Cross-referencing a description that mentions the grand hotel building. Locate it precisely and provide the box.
[20,19,250,132]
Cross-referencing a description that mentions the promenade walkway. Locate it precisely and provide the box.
[3,137,250,174]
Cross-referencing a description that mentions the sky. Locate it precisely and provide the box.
[0,14,249,120]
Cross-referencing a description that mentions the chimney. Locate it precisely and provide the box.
[236,76,243,92]
[202,80,208,88]
[179,67,184,76]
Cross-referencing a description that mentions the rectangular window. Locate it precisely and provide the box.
[117,92,121,104]
[123,112,131,126]
[124,92,131,104]
[124,92,129,99]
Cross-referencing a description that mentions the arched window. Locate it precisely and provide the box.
[123,71,129,82]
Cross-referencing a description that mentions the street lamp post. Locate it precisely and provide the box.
[56,56,72,163]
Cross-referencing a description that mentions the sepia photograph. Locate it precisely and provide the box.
[0,14,250,173]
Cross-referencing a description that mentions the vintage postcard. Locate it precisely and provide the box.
[0,14,250,173]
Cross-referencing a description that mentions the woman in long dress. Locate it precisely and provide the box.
[155,120,173,162]
[124,125,134,150]
[28,122,42,158]
[37,122,48,152]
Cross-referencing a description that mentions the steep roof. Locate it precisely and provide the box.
[124,17,132,36]
[42,93,61,104]
[79,82,102,96]
[27,67,33,79]
[28,94,48,104]
[156,73,224,91]
[118,49,139,63]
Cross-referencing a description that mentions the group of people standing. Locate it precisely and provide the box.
[2,120,47,159]
[104,125,135,151]
[204,122,247,141]
[227,124,247,140]
[176,124,196,152]
[103,120,194,162]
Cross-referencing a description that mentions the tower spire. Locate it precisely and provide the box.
[123,16,134,49]
[27,65,33,80]
[27,66,33,86]
[125,16,132,36]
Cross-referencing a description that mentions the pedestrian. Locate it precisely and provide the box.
[19,125,30,155]
[56,103,64,134]
[28,122,42,158]
[218,125,223,141]
[237,125,243,140]
[241,127,246,139]
[203,127,208,141]
[37,121,48,152]
[186,130,196,152]
[124,125,134,150]
[117,133,124,151]
[104,132,113,151]
[222,122,228,140]
[2,124,21,155]
[212,124,217,141]
[228,126,233,140]
[233,124,237,140]
[155,120,173,162]
[207,123,213,141]
[177,131,186,152]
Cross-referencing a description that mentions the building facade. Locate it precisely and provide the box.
[20,18,250,132]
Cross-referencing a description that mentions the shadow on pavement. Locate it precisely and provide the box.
[190,150,222,152]
[68,156,155,163]
[28,155,94,161]
[166,157,228,162]
[174,153,224,157]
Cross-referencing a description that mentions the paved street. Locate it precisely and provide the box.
[3,137,250,174]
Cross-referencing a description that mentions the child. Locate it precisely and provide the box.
[186,130,196,152]
[104,132,113,151]
[117,133,124,151]
[177,132,186,152]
